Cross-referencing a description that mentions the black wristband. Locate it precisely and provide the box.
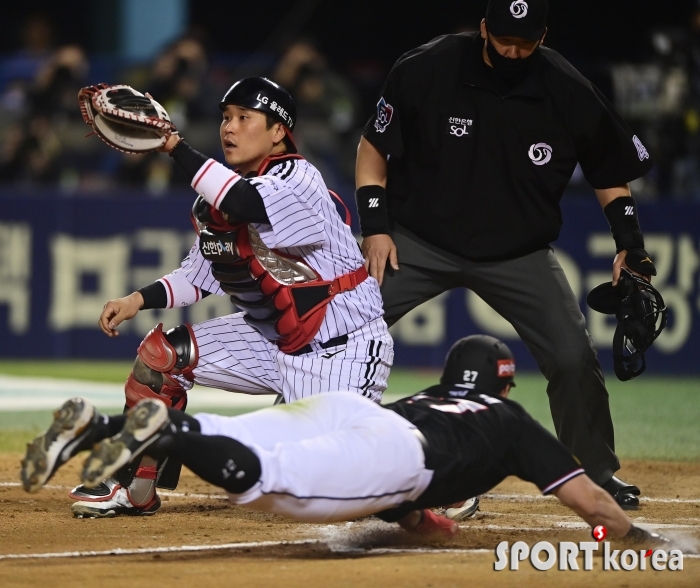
[356,185,390,237]
[603,196,645,252]
[138,282,168,310]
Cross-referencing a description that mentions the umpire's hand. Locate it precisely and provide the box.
[362,234,399,286]
[98,292,144,337]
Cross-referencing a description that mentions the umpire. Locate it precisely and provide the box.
[355,0,656,509]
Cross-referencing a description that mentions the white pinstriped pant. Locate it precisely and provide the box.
[172,313,393,403]
[194,392,434,522]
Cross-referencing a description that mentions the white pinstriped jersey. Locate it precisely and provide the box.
[157,157,386,344]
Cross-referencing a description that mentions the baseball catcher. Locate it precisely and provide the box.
[69,78,392,518]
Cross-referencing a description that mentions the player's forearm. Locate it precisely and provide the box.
[552,475,631,538]
[170,140,269,223]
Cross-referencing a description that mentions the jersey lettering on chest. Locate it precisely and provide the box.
[411,393,502,415]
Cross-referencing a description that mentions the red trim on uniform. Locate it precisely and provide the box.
[194,287,201,302]
[162,278,175,309]
[542,468,586,495]
[213,173,239,209]
[192,160,216,191]
[329,190,351,226]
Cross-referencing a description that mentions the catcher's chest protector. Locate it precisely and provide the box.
[193,155,366,353]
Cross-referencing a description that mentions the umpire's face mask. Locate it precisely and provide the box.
[486,34,542,88]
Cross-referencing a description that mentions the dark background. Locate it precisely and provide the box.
[1,1,696,70]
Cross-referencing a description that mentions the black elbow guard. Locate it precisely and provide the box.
[603,196,656,276]
[356,185,389,237]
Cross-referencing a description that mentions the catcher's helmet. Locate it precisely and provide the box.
[441,335,516,394]
[587,268,667,381]
[220,77,297,152]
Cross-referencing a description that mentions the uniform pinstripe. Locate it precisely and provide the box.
[165,158,393,403]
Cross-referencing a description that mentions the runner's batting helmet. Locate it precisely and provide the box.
[441,335,516,394]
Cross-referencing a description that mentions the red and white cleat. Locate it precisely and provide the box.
[403,509,460,538]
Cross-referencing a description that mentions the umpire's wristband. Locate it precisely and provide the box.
[603,196,645,252]
[356,185,390,237]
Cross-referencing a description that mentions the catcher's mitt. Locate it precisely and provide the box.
[78,84,177,154]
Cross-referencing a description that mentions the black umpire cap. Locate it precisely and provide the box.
[440,335,516,394]
[220,77,298,153]
[486,0,548,41]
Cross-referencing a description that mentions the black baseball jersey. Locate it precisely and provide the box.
[362,33,653,262]
[377,384,584,522]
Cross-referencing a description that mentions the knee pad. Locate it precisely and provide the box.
[137,322,199,376]
[124,323,198,411]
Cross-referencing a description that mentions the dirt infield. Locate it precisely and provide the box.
[0,455,698,587]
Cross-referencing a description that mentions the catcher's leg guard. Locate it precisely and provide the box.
[119,323,198,491]
[125,322,199,411]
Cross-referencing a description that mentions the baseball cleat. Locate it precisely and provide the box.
[445,496,480,521]
[20,397,99,493]
[70,478,161,518]
[412,509,460,537]
[81,399,169,487]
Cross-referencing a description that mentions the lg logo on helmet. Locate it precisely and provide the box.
[529,143,552,165]
[511,0,528,18]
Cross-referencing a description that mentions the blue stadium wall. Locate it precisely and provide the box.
[1,190,698,374]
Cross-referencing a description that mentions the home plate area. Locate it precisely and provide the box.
[0,457,698,588]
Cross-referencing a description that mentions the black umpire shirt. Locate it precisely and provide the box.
[362,33,653,262]
[377,384,584,522]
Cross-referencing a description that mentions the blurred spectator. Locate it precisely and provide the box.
[0,13,57,155]
[673,2,700,199]
[148,35,211,129]
[272,39,361,186]
[609,27,690,200]
[0,42,92,188]
[0,115,61,184]
[114,33,221,195]
[30,45,90,119]
[20,13,55,59]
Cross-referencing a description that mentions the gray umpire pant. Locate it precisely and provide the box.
[381,224,619,486]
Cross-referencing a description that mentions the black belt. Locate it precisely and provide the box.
[286,334,348,356]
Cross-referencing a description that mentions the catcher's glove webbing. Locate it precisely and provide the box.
[78,84,177,154]
[587,268,667,381]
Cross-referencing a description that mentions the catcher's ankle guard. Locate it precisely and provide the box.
[587,268,667,380]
